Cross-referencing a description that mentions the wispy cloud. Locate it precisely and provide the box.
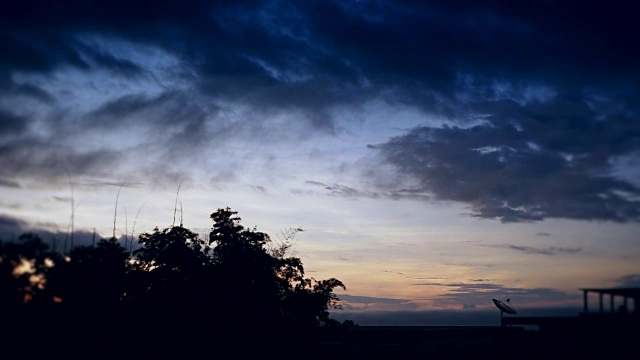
[615,273,640,288]
[414,280,580,309]
[304,181,380,199]
[0,178,20,188]
[337,294,418,312]
[490,244,582,256]
[304,180,431,201]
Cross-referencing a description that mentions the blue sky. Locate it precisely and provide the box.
[1,0,639,325]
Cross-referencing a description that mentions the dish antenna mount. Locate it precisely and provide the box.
[492,298,517,325]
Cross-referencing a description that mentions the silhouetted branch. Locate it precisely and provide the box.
[172,179,183,228]
[130,201,147,254]
[67,173,75,251]
[113,181,126,239]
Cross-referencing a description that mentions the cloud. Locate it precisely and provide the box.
[51,196,71,203]
[415,280,580,309]
[0,215,129,250]
[0,139,123,182]
[0,109,30,137]
[0,214,27,238]
[337,294,418,312]
[3,1,637,113]
[339,294,412,306]
[0,177,20,188]
[490,244,582,256]
[615,274,640,288]
[304,180,379,199]
[1,0,638,215]
[77,180,143,188]
[374,109,640,222]
[86,91,212,132]
[304,180,431,201]
[338,279,582,314]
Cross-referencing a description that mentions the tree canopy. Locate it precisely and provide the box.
[0,207,348,355]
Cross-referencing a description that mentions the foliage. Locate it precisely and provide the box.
[0,207,349,341]
[55,238,130,307]
[127,225,214,310]
[207,207,346,328]
[0,233,64,305]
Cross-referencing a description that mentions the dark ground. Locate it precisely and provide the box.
[3,308,637,359]
[312,320,638,360]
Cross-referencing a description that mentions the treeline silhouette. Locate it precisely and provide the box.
[1,207,350,357]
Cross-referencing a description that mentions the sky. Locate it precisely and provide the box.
[1,0,639,326]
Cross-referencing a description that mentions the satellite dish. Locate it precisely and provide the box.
[493,298,517,325]
[493,298,517,315]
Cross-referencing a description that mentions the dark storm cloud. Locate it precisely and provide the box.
[1,0,370,132]
[0,80,55,104]
[0,30,87,76]
[282,1,636,223]
[71,39,143,77]
[0,110,29,137]
[356,1,640,223]
[0,89,218,182]
[375,101,640,222]
[88,91,212,133]
[1,0,639,220]
[2,0,637,108]
[0,139,122,181]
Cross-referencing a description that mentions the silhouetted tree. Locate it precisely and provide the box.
[53,238,129,307]
[126,225,215,321]
[209,208,346,328]
[0,233,65,306]
[0,207,350,355]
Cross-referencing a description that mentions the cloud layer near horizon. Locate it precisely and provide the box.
[2,0,639,223]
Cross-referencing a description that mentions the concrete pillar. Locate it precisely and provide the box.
[610,294,614,313]
[599,292,603,314]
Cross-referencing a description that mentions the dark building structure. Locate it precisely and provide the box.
[581,287,639,316]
